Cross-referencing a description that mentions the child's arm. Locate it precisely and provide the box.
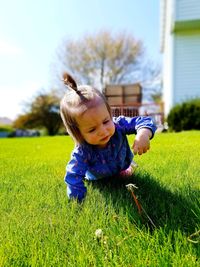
[132,128,152,155]
[113,116,157,155]
[65,172,86,202]
[65,148,88,202]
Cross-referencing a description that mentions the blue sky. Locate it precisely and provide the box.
[0,0,161,120]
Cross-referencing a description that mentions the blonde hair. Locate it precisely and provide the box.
[60,73,111,144]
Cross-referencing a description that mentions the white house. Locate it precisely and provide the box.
[160,0,200,115]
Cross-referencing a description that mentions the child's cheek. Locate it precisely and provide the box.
[87,134,97,143]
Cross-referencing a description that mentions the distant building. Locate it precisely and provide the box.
[104,84,142,117]
[12,129,40,137]
[161,0,200,115]
[0,132,9,138]
[104,83,164,127]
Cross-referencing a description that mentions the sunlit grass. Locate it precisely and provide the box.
[0,132,199,266]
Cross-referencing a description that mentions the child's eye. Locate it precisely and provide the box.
[88,128,95,133]
[103,120,110,124]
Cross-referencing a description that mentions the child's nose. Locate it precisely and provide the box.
[98,124,107,136]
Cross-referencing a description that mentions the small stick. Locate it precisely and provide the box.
[126,183,156,228]
[187,229,200,244]
[126,184,142,215]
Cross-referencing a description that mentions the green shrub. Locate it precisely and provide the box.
[167,98,200,131]
[0,125,13,132]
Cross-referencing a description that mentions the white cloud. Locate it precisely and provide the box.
[0,40,23,56]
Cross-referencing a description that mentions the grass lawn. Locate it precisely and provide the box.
[0,131,199,266]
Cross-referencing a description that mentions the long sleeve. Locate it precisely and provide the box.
[113,116,157,138]
[65,146,89,202]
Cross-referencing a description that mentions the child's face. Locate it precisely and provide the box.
[76,103,115,148]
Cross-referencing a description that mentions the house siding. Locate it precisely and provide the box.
[173,30,200,104]
[161,0,200,114]
[175,0,200,21]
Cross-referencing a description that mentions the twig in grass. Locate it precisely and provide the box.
[187,229,200,244]
[126,184,142,214]
[126,183,156,229]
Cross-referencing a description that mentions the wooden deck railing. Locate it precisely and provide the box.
[110,102,164,127]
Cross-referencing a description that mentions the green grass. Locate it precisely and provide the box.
[0,131,199,266]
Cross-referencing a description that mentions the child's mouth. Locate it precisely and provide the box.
[100,135,110,142]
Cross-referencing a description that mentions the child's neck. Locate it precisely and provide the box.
[97,143,108,149]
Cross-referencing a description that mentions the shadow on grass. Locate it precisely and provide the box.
[88,171,199,235]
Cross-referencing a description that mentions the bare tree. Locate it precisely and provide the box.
[56,30,144,90]
[140,60,162,102]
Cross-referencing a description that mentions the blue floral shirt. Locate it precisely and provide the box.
[64,116,157,201]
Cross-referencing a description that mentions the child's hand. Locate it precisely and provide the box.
[132,128,152,155]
